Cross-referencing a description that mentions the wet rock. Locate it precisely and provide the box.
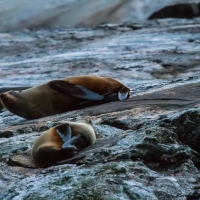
[1,160,200,199]
[1,17,200,199]
[160,109,200,153]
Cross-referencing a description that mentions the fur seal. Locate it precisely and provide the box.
[32,120,96,167]
[0,75,130,119]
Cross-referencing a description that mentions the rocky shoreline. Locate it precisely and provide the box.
[0,6,200,200]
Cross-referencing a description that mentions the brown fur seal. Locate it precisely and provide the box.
[32,120,96,167]
[0,75,130,119]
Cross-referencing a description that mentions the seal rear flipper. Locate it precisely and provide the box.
[48,80,104,100]
[56,123,72,142]
[62,134,89,151]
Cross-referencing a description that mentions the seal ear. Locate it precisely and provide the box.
[48,80,104,101]
[55,123,72,143]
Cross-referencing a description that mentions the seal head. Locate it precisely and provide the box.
[0,90,30,118]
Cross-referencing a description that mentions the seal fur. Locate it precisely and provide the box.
[31,120,96,167]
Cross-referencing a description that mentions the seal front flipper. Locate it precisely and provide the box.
[56,123,72,142]
[62,134,89,151]
[48,80,104,100]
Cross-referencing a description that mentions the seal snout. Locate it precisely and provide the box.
[0,93,7,102]
[0,91,17,100]
[0,93,8,107]
[0,91,21,106]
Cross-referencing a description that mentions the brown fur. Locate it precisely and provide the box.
[32,120,96,167]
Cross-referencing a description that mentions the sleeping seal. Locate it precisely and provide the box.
[32,120,96,167]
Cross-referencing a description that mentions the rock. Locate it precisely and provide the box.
[1,16,200,199]
[148,3,200,19]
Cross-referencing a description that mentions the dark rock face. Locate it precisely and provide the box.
[148,3,200,19]
[1,16,200,199]
[162,110,200,153]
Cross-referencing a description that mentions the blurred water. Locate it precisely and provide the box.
[0,0,199,32]
[0,0,131,32]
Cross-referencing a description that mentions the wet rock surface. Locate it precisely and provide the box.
[1,17,200,199]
